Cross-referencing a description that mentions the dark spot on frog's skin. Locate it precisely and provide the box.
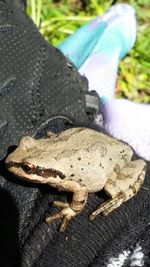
[137,176,144,186]
[71,174,75,177]
[88,162,90,165]
[120,150,125,154]
[108,178,116,186]
[121,154,128,164]
[129,185,137,194]
[70,165,73,168]
[114,164,121,175]
[78,157,81,161]
[81,168,84,171]
[99,163,104,169]
[79,179,82,182]
[79,200,85,205]
[143,165,147,172]
[109,158,112,161]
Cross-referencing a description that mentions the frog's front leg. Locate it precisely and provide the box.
[90,159,146,220]
[46,181,88,232]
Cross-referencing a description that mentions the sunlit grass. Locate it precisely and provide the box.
[27,0,150,103]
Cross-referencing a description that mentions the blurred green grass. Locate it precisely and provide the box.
[27,0,150,103]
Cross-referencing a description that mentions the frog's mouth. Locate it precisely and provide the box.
[5,162,66,180]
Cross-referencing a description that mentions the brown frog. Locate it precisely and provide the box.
[5,127,147,232]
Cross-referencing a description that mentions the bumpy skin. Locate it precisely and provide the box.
[5,127,147,232]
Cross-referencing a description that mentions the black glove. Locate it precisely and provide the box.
[0,0,100,266]
[0,1,150,267]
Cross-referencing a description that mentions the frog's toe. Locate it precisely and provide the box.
[45,210,63,224]
[89,192,125,221]
[59,212,76,232]
[53,200,69,208]
[46,207,77,232]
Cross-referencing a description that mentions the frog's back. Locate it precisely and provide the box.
[60,127,131,151]
[51,127,133,162]
[49,128,133,192]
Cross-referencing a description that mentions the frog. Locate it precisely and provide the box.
[5,127,147,232]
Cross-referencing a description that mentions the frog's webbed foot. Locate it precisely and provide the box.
[46,201,77,232]
[89,192,125,220]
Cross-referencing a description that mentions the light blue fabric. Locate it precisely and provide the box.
[58,4,150,161]
[58,20,107,69]
[58,4,136,69]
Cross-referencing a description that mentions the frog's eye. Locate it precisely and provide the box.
[22,163,35,174]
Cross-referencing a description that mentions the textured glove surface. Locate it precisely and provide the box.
[0,1,100,266]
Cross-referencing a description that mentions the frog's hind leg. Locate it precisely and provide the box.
[90,159,146,220]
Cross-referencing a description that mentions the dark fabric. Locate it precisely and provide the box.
[0,1,150,267]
